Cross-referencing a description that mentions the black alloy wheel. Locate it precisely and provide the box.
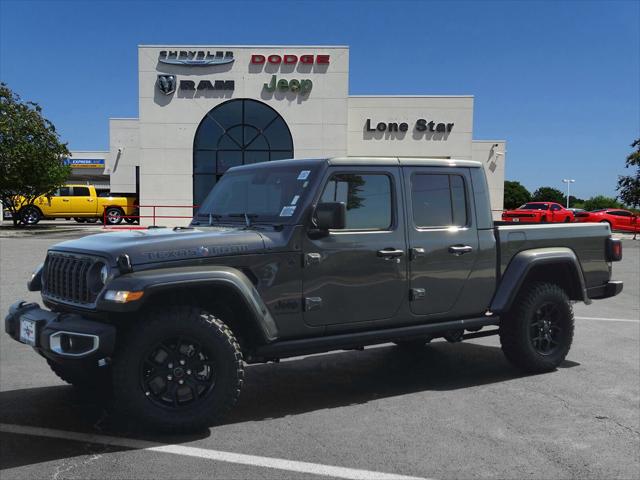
[141,336,216,409]
[529,303,565,355]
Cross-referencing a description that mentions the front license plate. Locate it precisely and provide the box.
[512,218,520,222]
[19,319,37,346]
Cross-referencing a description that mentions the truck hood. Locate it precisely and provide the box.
[51,227,266,266]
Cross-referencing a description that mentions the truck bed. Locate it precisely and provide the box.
[494,222,612,289]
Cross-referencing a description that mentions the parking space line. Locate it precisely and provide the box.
[0,423,429,480]
[576,316,639,323]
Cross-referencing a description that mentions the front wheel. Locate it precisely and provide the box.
[20,206,41,225]
[74,217,86,223]
[499,282,574,373]
[111,307,244,432]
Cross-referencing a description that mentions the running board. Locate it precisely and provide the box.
[251,316,500,361]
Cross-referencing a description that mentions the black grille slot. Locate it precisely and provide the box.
[43,253,98,305]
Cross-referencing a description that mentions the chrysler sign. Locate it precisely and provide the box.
[158,50,234,66]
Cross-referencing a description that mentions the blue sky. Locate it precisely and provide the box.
[0,0,638,199]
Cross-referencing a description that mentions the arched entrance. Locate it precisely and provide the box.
[192,99,294,206]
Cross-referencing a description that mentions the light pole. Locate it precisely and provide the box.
[563,179,575,208]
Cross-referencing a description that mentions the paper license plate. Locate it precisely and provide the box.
[19,318,37,346]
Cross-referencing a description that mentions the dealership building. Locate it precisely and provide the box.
[75,45,506,224]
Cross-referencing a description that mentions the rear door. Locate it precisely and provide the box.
[302,166,407,327]
[403,167,479,316]
[69,186,97,215]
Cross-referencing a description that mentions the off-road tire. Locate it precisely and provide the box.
[499,282,574,373]
[47,358,110,390]
[111,307,244,432]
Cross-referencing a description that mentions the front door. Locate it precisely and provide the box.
[403,167,479,317]
[39,187,71,216]
[302,167,407,327]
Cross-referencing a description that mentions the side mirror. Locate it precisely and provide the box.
[313,202,346,231]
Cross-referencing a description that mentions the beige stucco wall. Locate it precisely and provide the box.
[472,140,506,219]
[136,45,349,223]
[347,96,474,159]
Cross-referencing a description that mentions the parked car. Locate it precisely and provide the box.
[5,158,623,431]
[7,185,137,225]
[575,208,640,232]
[502,202,574,223]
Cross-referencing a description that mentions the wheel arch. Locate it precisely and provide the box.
[99,266,278,347]
[491,248,589,314]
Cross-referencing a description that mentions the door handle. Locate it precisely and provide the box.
[377,248,404,258]
[62,199,69,202]
[448,245,473,255]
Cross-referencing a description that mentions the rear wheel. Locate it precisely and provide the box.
[500,282,574,373]
[111,307,244,432]
[564,217,571,223]
[20,206,41,225]
[74,217,86,223]
[104,207,123,225]
[540,216,547,223]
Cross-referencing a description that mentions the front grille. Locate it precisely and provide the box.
[42,253,98,305]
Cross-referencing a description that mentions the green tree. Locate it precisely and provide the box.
[583,195,623,211]
[504,181,531,209]
[532,186,565,204]
[0,83,70,226]
[617,138,640,208]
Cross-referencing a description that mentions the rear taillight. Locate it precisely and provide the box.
[606,238,622,262]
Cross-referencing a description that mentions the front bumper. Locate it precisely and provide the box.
[5,301,116,362]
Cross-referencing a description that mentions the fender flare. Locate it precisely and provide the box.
[97,265,278,342]
[490,247,590,314]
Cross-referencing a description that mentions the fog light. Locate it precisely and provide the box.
[104,290,144,303]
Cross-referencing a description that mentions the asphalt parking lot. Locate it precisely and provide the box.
[0,232,638,479]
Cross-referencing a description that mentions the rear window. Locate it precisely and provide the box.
[72,187,90,196]
[411,174,468,228]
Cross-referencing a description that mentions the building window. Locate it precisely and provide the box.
[193,99,293,207]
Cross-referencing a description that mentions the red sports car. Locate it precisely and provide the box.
[502,202,575,223]
[574,209,640,232]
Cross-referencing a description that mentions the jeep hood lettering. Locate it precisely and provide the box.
[50,227,266,266]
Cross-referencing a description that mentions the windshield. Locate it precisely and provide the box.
[195,163,320,224]
[518,203,549,210]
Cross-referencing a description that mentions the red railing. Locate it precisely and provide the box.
[102,204,198,230]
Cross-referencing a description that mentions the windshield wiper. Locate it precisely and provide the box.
[194,213,223,226]
[228,213,259,228]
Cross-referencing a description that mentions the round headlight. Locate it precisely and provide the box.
[100,264,110,284]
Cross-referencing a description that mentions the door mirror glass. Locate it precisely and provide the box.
[314,202,346,231]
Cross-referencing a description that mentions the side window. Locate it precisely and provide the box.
[56,187,71,197]
[72,187,90,196]
[551,204,562,211]
[320,173,392,230]
[411,174,468,228]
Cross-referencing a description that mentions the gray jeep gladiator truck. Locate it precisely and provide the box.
[5,158,623,431]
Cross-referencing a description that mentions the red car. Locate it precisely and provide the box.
[575,209,640,232]
[502,202,575,223]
